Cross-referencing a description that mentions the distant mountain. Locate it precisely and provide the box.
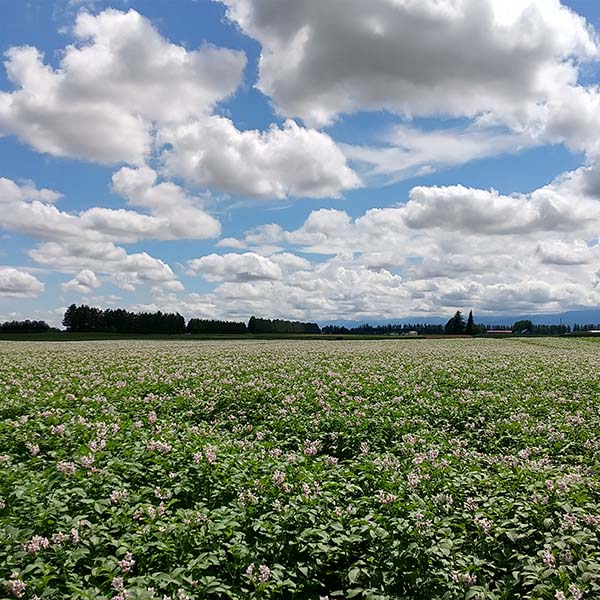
[320,309,600,329]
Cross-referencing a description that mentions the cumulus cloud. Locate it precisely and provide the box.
[220,0,600,178]
[61,269,101,294]
[535,241,595,265]
[111,166,221,239]
[0,172,220,244]
[344,124,537,183]
[403,184,587,234]
[187,252,283,282]
[0,174,197,294]
[220,0,598,127]
[0,9,359,201]
[161,117,361,199]
[0,267,45,297]
[30,241,181,293]
[0,9,246,163]
[207,164,600,318]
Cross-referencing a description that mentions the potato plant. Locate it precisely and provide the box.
[1,338,599,599]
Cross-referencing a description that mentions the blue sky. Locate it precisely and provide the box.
[2,0,600,325]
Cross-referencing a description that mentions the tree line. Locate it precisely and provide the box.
[573,323,600,331]
[0,320,54,334]
[247,316,321,334]
[0,305,594,336]
[187,319,247,334]
[322,323,445,335]
[62,304,185,334]
[443,314,572,335]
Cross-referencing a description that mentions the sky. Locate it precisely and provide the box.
[2,0,600,326]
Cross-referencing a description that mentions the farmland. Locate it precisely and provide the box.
[1,339,600,600]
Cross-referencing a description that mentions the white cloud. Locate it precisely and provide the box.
[111,166,221,239]
[535,241,595,265]
[0,8,360,202]
[0,172,220,244]
[207,163,600,318]
[61,269,101,294]
[0,9,246,164]
[0,267,45,297]
[403,184,587,234]
[220,0,598,128]
[30,241,181,293]
[187,252,283,282]
[344,124,536,183]
[162,117,361,199]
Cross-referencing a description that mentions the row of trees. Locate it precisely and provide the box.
[322,323,445,335]
[444,311,483,335]
[60,306,321,335]
[187,319,247,334]
[247,316,321,334]
[0,306,591,336]
[0,320,53,333]
[573,323,600,331]
[62,305,185,334]
[444,315,573,335]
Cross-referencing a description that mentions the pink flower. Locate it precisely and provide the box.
[476,517,494,536]
[258,564,271,583]
[542,548,555,569]
[109,489,128,504]
[568,585,583,600]
[377,492,396,505]
[118,552,135,573]
[80,455,94,468]
[26,443,39,456]
[112,577,124,591]
[560,513,578,531]
[146,440,172,454]
[452,572,477,588]
[6,578,27,598]
[57,461,77,475]
[303,440,321,456]
[51,532,68,545]
[204,447,217,464]
[22,535,50,554]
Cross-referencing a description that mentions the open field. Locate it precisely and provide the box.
[1,338,600,599]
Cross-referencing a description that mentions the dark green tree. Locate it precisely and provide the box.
[512,319,533,334]
[62,304,77,330]
[466,310,475,335]
[445,310,465,335]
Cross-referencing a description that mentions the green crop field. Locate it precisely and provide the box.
[1,338,600,599]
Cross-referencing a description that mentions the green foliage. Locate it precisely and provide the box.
[186,319,247,335]
[63,304,186,334]
[465,311,475,335]
[445,311,466,335]
[513,320,534,334]
[1,338,599,599]
[248,316,321,334]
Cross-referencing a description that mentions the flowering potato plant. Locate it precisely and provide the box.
[1,338,600,599]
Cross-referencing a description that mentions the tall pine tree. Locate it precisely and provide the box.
[466,310,475,335]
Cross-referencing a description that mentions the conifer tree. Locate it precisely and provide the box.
[466,310,475,335]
